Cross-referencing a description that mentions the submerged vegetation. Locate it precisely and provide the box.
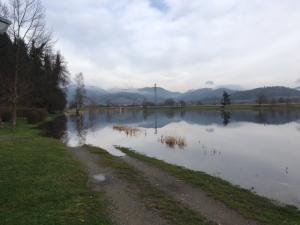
[116,146,300,225]
[159,135,186,148]
[113,124,141,136]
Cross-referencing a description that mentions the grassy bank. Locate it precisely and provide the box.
[87,145,215,225]
[0,120,113,225]
[116,147,300,225]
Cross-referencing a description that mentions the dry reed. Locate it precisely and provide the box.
[113,125,141,136]
[159,135,186,149]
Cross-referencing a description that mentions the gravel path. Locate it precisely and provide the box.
[122,155,260,225]
[69,147,168,225]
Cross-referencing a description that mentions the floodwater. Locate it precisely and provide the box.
[54,109,300,208]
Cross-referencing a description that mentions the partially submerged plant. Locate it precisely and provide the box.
[160,135,186,149]
[113,125,141,136]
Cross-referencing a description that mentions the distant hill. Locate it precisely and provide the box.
[67,84,107,104]
[232,86,300,102]
[67,85,300,106]
[96,92,145,105]
[136,87,181,102]
[179,88,235,103]
[67,85,182,105]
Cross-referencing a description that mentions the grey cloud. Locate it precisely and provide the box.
[43,0,300,91]
[216,84,244,90]
[205,80,214,86]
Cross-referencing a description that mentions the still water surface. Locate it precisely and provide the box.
[57,109,300,208]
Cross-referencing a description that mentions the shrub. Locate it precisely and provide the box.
[1,111,12,122]
[0,107,48,124]
[0,107,12,122]
[25,108,48,124]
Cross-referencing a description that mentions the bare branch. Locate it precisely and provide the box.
[0,2,9,17]
[7,0,51,46]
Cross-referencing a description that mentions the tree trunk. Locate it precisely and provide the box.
[12,96,17,126]
[12,41,19,127]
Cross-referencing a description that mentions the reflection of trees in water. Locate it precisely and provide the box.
[40,116,67,140]
[255,110,267,124]
[180,110,186,118]
[68,109,300,133]
[253,110,296,124]
[69,114,87,146]
[165,110,175,118]
[143,110,148,120]
[76,114,87,145]
[154,111,158,134]
[221,111,231,126]
[87,110,98,131]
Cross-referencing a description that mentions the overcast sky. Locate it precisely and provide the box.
[43,0,300,91]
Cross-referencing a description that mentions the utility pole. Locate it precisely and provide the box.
[154,83,157,106]
[154,83,158,134]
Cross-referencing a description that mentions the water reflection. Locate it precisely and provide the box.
[47,109,300,208]
[69,114,87,145]
[221,111,231,126]
[65,109,300,130]
[40,115,67,139]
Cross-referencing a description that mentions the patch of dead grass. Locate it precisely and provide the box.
[113,125,141,136]
[159,135,186,149]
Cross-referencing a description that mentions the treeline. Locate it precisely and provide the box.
[0,34,68,111]
[0,0,69,125]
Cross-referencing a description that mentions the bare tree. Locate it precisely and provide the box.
[8,0,51,45]
[0,2,9,17]
[74,73,86,116]
[1,0,51,126]
[221,91,231,108]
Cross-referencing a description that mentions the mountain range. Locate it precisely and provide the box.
[67,85,300,106]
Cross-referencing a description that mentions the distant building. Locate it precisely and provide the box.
[0,16,11,34]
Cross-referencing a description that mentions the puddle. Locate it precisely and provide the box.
[93,174,106,183]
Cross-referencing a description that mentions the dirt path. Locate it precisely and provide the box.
[69,147,168,225]
[122,155,259,225]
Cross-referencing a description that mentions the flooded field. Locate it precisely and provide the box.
[56,109,300,208]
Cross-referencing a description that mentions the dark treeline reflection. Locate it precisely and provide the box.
[68,114,88,145]
[221,111,231,126]
[69,109,300,130]
[43,109,300,141]
[40,116,67,139]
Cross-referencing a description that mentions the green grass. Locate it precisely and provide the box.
[116,147,300,225]
[0,121,113,225]
[87,145,215,225]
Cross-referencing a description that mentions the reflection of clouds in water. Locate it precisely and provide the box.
[205,127,215,133]
[66,131,85,147]
[63,110,300,208]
